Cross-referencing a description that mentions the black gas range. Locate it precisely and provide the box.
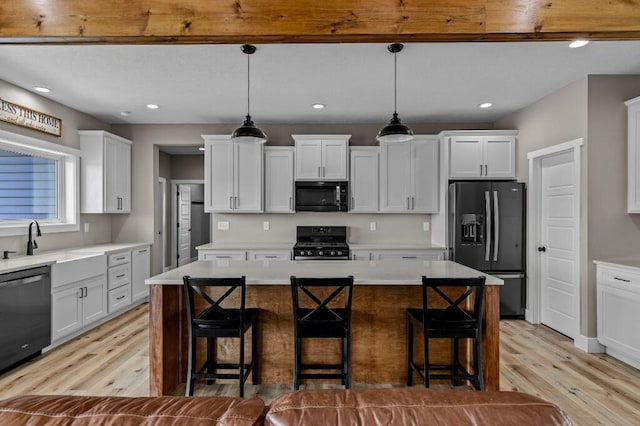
[293,226,350,260]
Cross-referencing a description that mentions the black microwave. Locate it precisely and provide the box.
[295,181,348,212]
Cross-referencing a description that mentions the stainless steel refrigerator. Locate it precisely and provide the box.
[449,181,526,318]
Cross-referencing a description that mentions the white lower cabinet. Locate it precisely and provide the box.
[131,247,151,301]
[247,250,292,260]
[199,250,247,261]
[107,250,131,313]
[596,262,640,368]
[351,249,445,261]
[351,250,372,261]
[52,275,107,342]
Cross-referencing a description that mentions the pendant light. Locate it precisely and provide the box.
[231,44,267,144]
[376,43,414,143]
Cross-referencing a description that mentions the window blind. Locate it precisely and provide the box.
[0,148,57,220]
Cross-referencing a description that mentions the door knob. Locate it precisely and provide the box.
[537,246,546,252]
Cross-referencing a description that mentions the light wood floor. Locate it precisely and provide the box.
[1,303,639,425]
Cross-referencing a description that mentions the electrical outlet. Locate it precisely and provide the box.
[263,221,270,231]
[370,222,377,231]
[217,221,229,230]
[423,222,430,232]
[83,223,90,233]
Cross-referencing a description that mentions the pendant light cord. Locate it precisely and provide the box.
[394,50,397,114]
[246,52,251,117]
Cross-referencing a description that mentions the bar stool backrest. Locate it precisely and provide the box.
[290,276,354,326]
[421,276,486,331]
[182,276,246,330]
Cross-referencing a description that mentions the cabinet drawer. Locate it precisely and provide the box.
[248,250,291,260]
[108,285,131,313]
[108,264,131,290]
[374,250,444,260]
[199,251,246,261]
[599,267,640,291]
[108,251,131,267]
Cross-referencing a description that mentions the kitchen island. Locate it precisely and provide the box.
[146,259,503,395]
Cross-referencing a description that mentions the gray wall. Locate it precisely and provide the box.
[496,75,640,337]
[0,80,113,255]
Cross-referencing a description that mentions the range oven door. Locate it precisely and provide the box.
[295,181,348,212]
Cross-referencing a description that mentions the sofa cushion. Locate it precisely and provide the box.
[265,388,572,426]
[0,395,266,426]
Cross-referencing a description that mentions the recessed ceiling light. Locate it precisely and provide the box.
[198,147,205,151]
[569,40,589,48]
[479,102,493,109]
[312,103,326,109]
[146,104,159,109]
[119,111,131,116]
[33,86,51,93]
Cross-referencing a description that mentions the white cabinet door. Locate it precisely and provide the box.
[205,140,234,212]
[131,247,151,301]
[484,135,515,178]
[351,250,372,260]
[411,138,439,213]
[116,139,132,212]
[449,136,484,178]
[349,148,379,212]
[103,137,120,212]
[380,142,411,212]
[626,96,640,213]
[295,139,322,180]
[82,277,107,325]
[51,285,83,341]
[322,140,348,180]
[234,142,263,212]
[265,148,294,213]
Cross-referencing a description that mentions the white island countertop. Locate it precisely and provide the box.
[146,259,502,286]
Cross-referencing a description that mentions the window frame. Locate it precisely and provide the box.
[0,129,80,236]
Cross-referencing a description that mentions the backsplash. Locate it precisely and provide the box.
[211,213,433,245]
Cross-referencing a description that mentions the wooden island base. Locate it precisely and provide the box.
[149,284,499,395]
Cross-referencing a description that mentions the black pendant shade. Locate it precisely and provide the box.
[232,44,267,144]
[376,43,414,143]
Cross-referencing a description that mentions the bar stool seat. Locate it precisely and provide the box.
[407,276,486,390]
[183,275,258,397]
[290,276,354,390]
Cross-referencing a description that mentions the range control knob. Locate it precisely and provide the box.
[337,251,342,256]
[331,251,336,256]
[318,251,323,256]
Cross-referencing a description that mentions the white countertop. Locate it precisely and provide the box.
[594,258,640,270]
[0,242,151,275]
[197,242,446,251]
[146,259,502,286]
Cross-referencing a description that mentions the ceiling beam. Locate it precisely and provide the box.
[1,0,640,44]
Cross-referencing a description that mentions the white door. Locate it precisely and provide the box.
[380,142,410,212]
[264,149,294,213]
[411,138,439,213]
[178,184,192,266]
[234,142,263,212]
[540,150,579,338]
[449,136,483,178]
[295,140,322,180]
[349,149,379,212]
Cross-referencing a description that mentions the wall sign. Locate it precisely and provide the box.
[0,98,62,137]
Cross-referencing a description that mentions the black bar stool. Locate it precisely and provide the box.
[182,275,258,397]
[290,275,354,390]
[406,275,486,390]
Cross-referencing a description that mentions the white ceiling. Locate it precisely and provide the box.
[1,41,640,126]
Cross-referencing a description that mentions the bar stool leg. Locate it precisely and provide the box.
[206,338,216,385]
[293,337,301,390]
[345,335,352,389]
[423,326,430,388]
[239,332,245,398]
[406,317,413,386]
[474,336,484,390]
[186,334,196,396]
[452,337,459,387]
[251,322,258,385]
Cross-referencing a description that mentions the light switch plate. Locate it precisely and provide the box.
[217,221,229,230]
[423,222,430,232]
[370,222,377,231]
[83,223,90,233]
[263,221,270,231]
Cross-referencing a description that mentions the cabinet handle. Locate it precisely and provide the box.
[318,166,321,177]
[402,256,417,259]
[289,196,293,210]
[614,277,631,283]
[78,288,84,299]
[230,196,233,209]
[137,249,147,253]
[323,166,326,177]
[116,274,126,279]
[235,196,238,209]
[84,287,87,298]
[485,164,488,176]
[264,255,277,259]
[480,164,483,176]
[217,255,231,259]
[116,295,126,300]
[116,256,126,260]
[411,197,415,210]
[407,197,410,210]
[352,196,355,208]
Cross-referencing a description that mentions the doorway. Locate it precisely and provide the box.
[528,138,583,341]
[155,177,168,272]
[170,180,210,268]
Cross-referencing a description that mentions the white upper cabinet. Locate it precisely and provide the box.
[203,135,263,213]
[380,136,439,213]
[265,147,295,213]
[79,130,132,213]
[349,147,379,212]
[446,130,517,179]
[293,135,350,180]
[626,96,640,213]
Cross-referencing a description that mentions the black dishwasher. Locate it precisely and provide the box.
[0,265,51,372]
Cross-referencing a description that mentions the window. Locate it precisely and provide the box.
[0,129,80,235]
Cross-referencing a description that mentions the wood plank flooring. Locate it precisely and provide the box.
[1,303,639,425]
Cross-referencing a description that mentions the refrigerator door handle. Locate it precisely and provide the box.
[493,190,499,262]
[485,191,491,261]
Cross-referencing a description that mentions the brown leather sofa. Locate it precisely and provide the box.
[0,388,571,425]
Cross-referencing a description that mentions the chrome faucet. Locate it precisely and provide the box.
[26,220,41,255]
